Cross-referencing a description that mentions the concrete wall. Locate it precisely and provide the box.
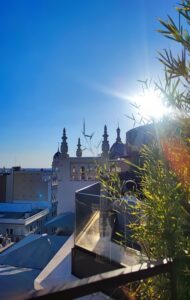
[55,157,101,214]
[13,172,48,201]
[5,169,51,203]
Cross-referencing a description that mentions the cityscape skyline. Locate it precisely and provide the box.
[0,0,177,167]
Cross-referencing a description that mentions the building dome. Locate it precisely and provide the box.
[53,149,61,160]
[109,141,125,159]
[109,126,125,159]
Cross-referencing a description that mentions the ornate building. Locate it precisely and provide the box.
[52,125,127,214]
[52,123,154,214]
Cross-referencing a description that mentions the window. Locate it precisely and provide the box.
[71,165,77,180]
[80,166,85,180]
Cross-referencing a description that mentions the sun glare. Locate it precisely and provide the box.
[131,88,168,120]
[87,80,169,121]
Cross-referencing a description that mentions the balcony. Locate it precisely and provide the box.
[73,183,146,280]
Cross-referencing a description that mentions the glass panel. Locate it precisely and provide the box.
[75,183,144,267]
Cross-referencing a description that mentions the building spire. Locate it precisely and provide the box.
[116,125,121,143]
[102,125,110,157]
[61,128,69,157]
[76,138,82,157]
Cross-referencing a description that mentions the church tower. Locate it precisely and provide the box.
[116,126,121,143]
[61,128,69,158]
[76,138,82,157]
[101,125,110,157]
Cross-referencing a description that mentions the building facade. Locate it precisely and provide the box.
[0,171,9,203]
[52,123,155,215]
[5,167,52,203]
[52,125,129,214]
[0,202,50,242]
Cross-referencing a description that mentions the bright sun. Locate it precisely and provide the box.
[131,88,168,120]
[88,81,169,121]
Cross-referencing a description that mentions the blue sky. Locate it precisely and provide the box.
[0,0,178,167]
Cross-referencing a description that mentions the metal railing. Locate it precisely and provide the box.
[29,260,175,300]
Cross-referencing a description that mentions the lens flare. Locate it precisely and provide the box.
[130,88,168,120]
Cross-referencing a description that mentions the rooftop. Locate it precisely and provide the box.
[0,202,51,223]
[0,201,51,212]
[0,210,41,220]
[45,212,75,234]
[0,233,70,299]
[0,234,68,270]
[0,264,40,300]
